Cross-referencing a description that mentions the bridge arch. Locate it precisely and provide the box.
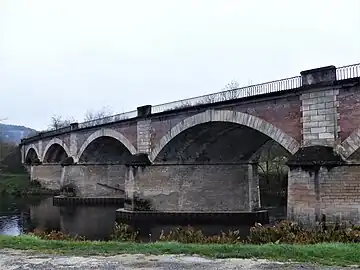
[42,138,71,163]
[76,128,136,163]
[150,109,300,162]
[25,144,40,163]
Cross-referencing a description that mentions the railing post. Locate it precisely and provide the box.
[137,105,152,118]
[300,65,336,86]
[70,122,79,130]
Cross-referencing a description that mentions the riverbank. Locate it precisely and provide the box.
[0,173,58,196]
[0,235,360,266]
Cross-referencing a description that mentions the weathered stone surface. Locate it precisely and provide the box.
[131,164,253,212]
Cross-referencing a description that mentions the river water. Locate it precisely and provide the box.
[0,196,286,241]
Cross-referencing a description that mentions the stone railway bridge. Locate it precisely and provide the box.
[20,64,360,225]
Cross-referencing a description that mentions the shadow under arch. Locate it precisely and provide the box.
[150,109,300,163]
[76,128,136,163]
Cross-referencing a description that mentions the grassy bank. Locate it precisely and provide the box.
[0,173,57,196]
[0,235,359,266]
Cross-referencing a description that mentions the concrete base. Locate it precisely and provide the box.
[116,208,269,226]
[53,195,124,206]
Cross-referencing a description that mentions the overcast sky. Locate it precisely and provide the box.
[1,0,360,130]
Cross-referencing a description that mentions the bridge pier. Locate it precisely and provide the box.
[119,161,268,225]
[287,146,360,226]
[30,164,127,197]
[124,163,260,212]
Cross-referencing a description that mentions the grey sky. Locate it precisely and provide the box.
[1,0,360,131]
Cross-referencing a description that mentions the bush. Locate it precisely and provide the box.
[159,220,360,245]
[111,222,139,242]
[246,220,360,244]
[31,228,85,241]
[159,226,242,244]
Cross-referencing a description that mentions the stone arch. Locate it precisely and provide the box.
[42,138,71,161]
[76,128,136,162]
[25,144,40,161]
[150,109,300,162]
[336,128,360,159]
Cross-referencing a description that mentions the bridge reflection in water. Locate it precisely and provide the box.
[0,197,286,241]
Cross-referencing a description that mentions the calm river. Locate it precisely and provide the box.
[0,196,286,241]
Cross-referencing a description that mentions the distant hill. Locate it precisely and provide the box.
[0,123,37,144]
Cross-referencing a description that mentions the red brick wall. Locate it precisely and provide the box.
[150,94,302,149]
[338,84,360,140]
[150,114,196,150]
[230,95,302,142]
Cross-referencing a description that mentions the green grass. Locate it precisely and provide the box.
[0,235,360,266]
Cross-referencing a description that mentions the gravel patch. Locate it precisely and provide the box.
[0,249,356,269]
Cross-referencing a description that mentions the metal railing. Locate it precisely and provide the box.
[151,76,302,114]
[22,63,360,143]
[78,110,137,129]
[336,63,360,81]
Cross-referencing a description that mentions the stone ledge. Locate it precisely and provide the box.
[53,196,124,206]
[116,208,269,225]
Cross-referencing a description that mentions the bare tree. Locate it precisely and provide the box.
[48,115,76,130]
[84,106,113,121]
[220,80,240,101]
[83,106,114,125]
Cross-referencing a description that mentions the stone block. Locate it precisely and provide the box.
[303,121,319,128]
[302,98,319,105]
[310,127,326,133]
[318,132,335,139]
[309,103,326,110]
[310,115,326,121]
[303,110,318,117]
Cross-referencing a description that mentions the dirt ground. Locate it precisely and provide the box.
[0,249,358,269]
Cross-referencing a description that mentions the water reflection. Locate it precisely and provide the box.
[0,197,118,240]
[0,216,22,236]
[0,197,286,241]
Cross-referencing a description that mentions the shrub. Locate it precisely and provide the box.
[111,222,139,242]
[31,228,85,241]
[246,220,360,244]
[159,226,242,244]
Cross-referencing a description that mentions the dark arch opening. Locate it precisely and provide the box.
[43,144,68,163]
[25,148,40,165]
[78,136,132,164]
[154,121,291,222]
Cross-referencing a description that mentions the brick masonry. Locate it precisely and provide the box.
[300,88,340,147]
[288,165,360,226]
[137,119,151,154]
